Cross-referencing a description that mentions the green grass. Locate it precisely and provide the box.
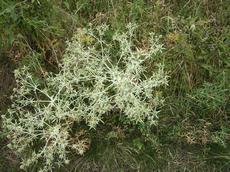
[0,0,229,171]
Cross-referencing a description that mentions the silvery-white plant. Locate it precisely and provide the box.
[2,23,168,171]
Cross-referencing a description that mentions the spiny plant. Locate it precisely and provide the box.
[2,23,168,171]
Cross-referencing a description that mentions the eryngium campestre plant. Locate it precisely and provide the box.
[2,23,168,171]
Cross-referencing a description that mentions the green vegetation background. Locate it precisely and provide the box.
[0,0,229,171]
